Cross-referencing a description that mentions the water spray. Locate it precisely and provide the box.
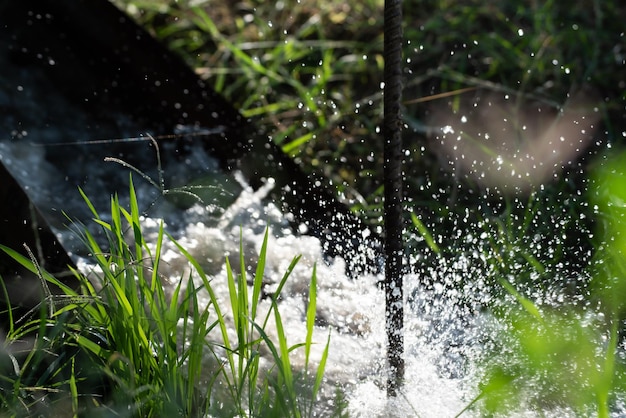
[383,0,405,397]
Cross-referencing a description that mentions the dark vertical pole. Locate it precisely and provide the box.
[384,0,404,397]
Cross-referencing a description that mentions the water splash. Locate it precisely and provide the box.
[2,134,624,416]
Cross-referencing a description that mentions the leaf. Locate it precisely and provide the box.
[313,332,331,400]
[305,264,317,367]
[251,227,269,320]
[410,212,441,255]
[499,277,543,322]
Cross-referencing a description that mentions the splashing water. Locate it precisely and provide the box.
[1,137,469,415]
[77,180,478,417]
[1,133,624,417]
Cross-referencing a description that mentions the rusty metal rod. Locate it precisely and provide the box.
[383,0,405,397]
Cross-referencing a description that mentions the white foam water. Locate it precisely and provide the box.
[2,138,623,417]
[62,167,476,416]
[80,174,491,417]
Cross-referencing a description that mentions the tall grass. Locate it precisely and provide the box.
[0,176,331,417]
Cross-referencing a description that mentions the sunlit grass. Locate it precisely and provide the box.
[113,0,626,414]
[402,151,626,416]
[449,151,626,416]
[0,177,332,416]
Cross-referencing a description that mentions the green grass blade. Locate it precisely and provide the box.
[0,276,14,334]
[69,357,78,417]
[261,254,301,330]
[250,315,292,414]
[282,132,315,154]
[410,212,441,255]
[598,320,618,418]
[78,186,99,218]
[166,232,234,368]
[273,300,294,396]
[225,257,239,335]
[124,176,145,263]
[251,228,269,320]
[237,229,249,341]
[0,244,41,274]
[0,245,77,297]
[305,264,317,368]
[499,277,543,322]
[74,332,109,358]
[151,221,165,296]
[274,255,301,299]
[313,332,331,400]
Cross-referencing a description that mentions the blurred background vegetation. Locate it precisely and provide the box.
[111,0,625,214]
[111,0,626,282]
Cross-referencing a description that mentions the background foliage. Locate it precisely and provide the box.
[113,0,626,293]
[113,0,625,216]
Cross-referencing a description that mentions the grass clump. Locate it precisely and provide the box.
[0,176,331,417]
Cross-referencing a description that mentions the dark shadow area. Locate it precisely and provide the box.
[0,161,77,319]
[0,0,381,313]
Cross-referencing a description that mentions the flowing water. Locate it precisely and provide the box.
[0,40,622,414]
[2,129,624,417]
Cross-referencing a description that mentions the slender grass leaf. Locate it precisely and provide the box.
[305,264,317,368]
[251,227,269,320]
[282,132,315,154]
[225,257,239,334]
[410,212,442,255]
[273,301,294,392]
[499,277,543,321]
[166,232,234,367]
[69,357,78,416]
[313,332,331,401]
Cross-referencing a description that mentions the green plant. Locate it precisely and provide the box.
[113,0,386,212]
[455,152,626,417]
[0,244,108,416]
[462,292,623,417]
[0,176,332,417]
[172,224,331,417]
